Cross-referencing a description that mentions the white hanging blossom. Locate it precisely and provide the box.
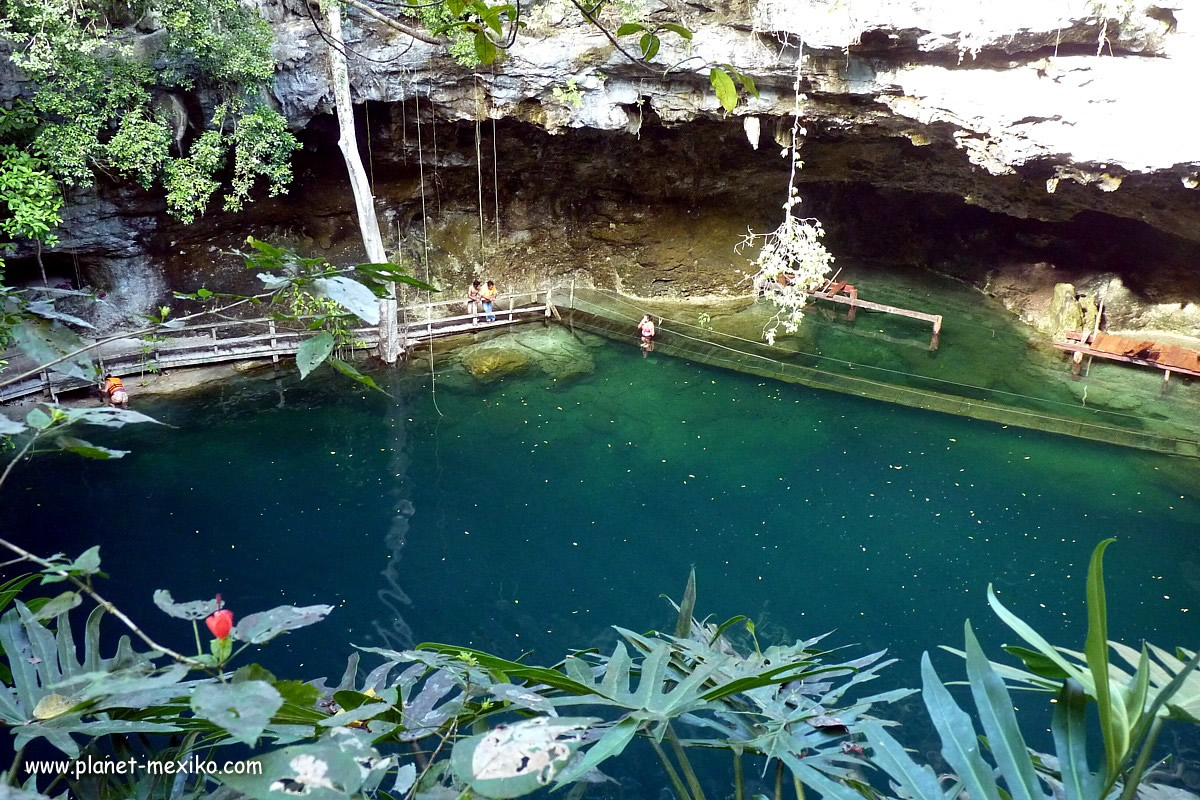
[737,46,834,346]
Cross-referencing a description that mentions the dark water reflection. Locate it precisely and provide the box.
[5,335,1199,790]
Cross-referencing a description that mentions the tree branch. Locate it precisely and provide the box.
[342,0,448,47]
[566,0,660,73]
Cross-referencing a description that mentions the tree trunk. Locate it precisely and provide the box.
[324,1,400,363]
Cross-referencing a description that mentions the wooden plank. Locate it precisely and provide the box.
[810,290,941,324]
[1052,340,1200,378]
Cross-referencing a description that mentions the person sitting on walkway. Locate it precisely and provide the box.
[466,280,483,324]
[482,280,498,322]
[638,314,656,357]
[102,375,128,406]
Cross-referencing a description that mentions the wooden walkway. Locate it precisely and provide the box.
[1054,330,1200,390]
[0,291,553,402]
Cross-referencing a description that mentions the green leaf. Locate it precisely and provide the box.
[639,33,660,61]
[54,436,128,460]
[31,591,81,621]
[988,586,1087,687]
[660,23,692,39]
[921,652,1000,800]
[616,22,645,36]
[0,415,26,436]
[737,71,759,98]
[296,331,335,379]
[234,664,278,684]
[1052,680,1100,800]
[312,276,381,325]
[674,567,696,639]
[553,717,638,786]
[709,67,737,113]
[964,623,1046,800]
[152,590,218,621]
[191,680,282,746]
[1001,645,1071,680]
[450,717,595,798]
[233,603,334,644]
[60,406,162,428]
[25,408,52,430]
[417,643,594,695]
[274,679,322,709]
[862,721,948,800]
[69,546,101,576]
[12,322,92,380]
[475,30,498,65]
[1083,538,1123,780]
[708,615,747,645]
[328,357,386,394]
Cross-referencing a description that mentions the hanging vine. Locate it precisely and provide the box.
[736,46,834,345]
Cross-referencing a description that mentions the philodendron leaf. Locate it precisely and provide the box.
[234,604,334,645]
[313,276,380,325]
[0,415,26,435]
[152,590,218,621]
[450,717,596,799]
[296,331,335,380]
[191,680,282,746]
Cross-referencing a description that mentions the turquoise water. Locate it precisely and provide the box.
[5,327,1200,772]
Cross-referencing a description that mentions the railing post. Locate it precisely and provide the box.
[269,319,279,364]
[211,326,219,356]
[508,296,514,322]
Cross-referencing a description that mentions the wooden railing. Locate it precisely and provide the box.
[0,290,557,403]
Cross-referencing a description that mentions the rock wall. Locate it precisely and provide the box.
[14,0,1200,338]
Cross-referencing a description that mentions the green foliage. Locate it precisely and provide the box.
[0,145,63,247]
[0,0,298,240]
[551,79,584,109]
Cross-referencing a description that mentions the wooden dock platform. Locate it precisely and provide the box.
[808,281,944,351]
[1053,330,1200,390]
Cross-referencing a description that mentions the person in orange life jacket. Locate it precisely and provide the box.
[102,375,128,406]
[482,280,498,322]
[466,280,483,323]
[638,314,656,357]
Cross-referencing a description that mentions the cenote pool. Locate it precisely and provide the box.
[5,317,1200,782]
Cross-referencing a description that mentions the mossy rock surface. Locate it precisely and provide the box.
[457,327,594,382]
[459,341,532,381]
